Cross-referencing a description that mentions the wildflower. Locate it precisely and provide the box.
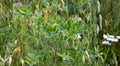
[106,38,118,42]
[117,36,120,39]
[76,34,82,39]
[103,34,114,39]
[102,40,111,45]
[103,34,119,42]
[103,34,108,39]
[18,1,22,6]
[78,17,82,22]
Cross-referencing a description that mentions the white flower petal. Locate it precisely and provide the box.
[117,36,120,39]
[102,41,111,45]
[77,17,82,22]
[103,34,108,39]
[108,35,114,38]
[107,38,118,42]
[77,34,82,39]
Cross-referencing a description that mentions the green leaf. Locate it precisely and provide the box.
[27,53,35,58]
[56,52,74,61]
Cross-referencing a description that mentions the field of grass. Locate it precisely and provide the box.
[0,0,120,66]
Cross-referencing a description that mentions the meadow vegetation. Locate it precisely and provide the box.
[0,0,120,66]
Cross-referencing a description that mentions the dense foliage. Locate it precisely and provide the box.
[0,0,120,66]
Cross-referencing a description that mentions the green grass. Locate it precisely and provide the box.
[0,0,120,66]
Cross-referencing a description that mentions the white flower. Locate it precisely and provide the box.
[103,34,114,39]
[117,36,120,39]
[103,34,118,42]
[107,38,118,42]
[108,35,114,38]
[77,34,82,39]
[103,34,108,39]
[102,40,111,45]
[78,17,82,22]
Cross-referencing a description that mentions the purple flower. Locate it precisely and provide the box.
[18,1,22,6]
